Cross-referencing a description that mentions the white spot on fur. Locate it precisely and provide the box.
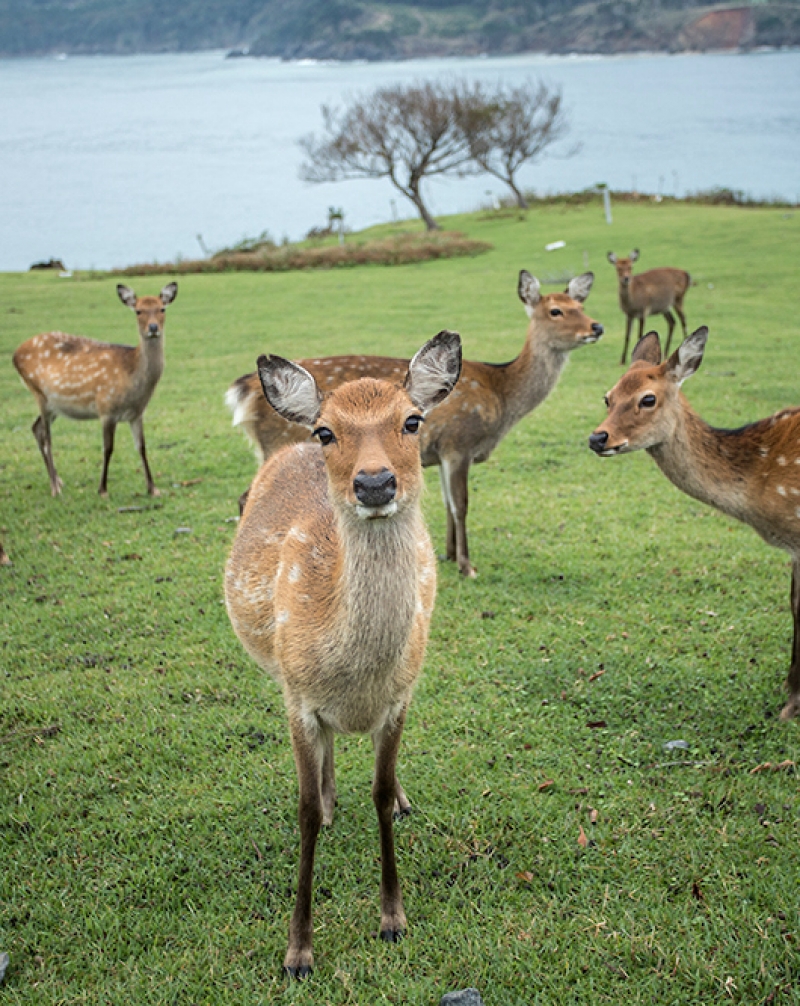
[277,610,290,625]
[288,564,302,583]
[778,486,787,497]
[778,456,787,466]
[759,447,769,457]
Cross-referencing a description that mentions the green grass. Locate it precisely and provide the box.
[1,199,799,1004]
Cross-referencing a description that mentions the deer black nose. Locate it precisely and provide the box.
[588,431,608,453]
[591,323,604,337]
[354,469,396,507]
[148,322,159,336]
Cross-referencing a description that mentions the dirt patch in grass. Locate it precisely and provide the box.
[114,231,493,277]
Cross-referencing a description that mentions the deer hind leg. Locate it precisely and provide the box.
[674,300,688,340]
[663,310,677,357]
[284,712,324,978]
[99,418,116,497]
[32,410,62,496]
[779,560,800,721]
[372,707,408,942]
[442,457,476,578]
[130,415,159,496]
[320,724,336,826]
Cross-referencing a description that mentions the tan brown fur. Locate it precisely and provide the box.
[226,271,603,576]
[12,282,177,496]
[590,328,800,720]
[224,333,461,976]
[608,249,691,364]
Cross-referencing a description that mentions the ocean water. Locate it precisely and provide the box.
[1,48,798,271]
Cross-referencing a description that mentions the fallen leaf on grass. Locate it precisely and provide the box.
[691,879,704,901]
[516,871,534,884]
[751,760,795,774]
[577,825,588,849]
[586,720,607,730]
[588,669,605,683]
[180,477,203,487]
[589,808,598,824]
[538,779,555,791]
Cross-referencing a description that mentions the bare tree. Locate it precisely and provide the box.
[456,80,572,210]
[298,81,479,231]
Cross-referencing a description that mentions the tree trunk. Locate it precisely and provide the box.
[406,182,440,231]
[507,175,528,210]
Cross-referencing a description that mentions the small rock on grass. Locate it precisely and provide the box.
[0,952,9,984]
[441,990,484,1006]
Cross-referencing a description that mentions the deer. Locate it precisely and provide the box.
[589,326,800,721]
[607,249,691,365]
[224,331,462,977]
[12,282,177,497]
[226,271,603,577]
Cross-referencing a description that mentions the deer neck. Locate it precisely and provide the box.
[499,325,570,429]
[132,334,165,392]
[647,403,753,521]
[334,507,421,672]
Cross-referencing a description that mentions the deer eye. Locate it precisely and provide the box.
[403,415,423,435]
[549,308,563,318]
[640,394,657,408]
[313,427,336,446]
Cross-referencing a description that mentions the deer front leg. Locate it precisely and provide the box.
[372,708,408,942]
[621,314,634,365]
[443,457,475,578]
[438,463,457,562]
[320,724,336,827]
[780,560,800,721]
[32,412,62,496]
[285,713,324,978]
[99,417,117,496]
[130,415,159,496]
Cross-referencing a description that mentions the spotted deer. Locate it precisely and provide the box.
[589,327,800,721]
[226,271,603,577]
[12,283,177,497]
[608,249,691,365]
[225,331,462,977]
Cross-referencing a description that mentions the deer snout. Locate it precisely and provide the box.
[147,322,161,338]
[591,323,604,337]
[353,468,397,509]
[588,430,609,454]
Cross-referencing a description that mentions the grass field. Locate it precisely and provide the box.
[1,199,799,1005]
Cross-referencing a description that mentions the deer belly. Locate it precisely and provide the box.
[48,393,98,420]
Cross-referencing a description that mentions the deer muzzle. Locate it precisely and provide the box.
[353,468,397,518]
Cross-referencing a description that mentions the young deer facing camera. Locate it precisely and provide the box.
[226,271,602,577]
[608,249,691,365]
[13,282,177,496]
[225,331,462,976]
[590,327,800,720]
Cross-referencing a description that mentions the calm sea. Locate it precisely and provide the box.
[1,49,798,272]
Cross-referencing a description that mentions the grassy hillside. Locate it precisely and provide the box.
[1,199,799,1003]
[2,0,800,57]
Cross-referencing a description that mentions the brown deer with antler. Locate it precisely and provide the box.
[13,282,177,496]
[225,331,462,977]
[590,327,800,721]
[226,271,603,577]
[608,249,691,365]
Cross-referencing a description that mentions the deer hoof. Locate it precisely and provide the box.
[149,486,162,498]
[778,697,799,721]
[379,928,404,943]
[284,964,313,980]
[393,804,412,821]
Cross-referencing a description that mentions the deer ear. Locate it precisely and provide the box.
[117,284,137,308]
[518,270,540,317]
[257,355,321,427]
[630,249,640,262]
[160,282,178,305]
[666,327,708,386]
[606,251,617,265]
[404,330,462,414]
[631,331,662,365]
[567,272,594,303]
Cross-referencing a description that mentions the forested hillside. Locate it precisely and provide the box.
[2,0,799,58]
